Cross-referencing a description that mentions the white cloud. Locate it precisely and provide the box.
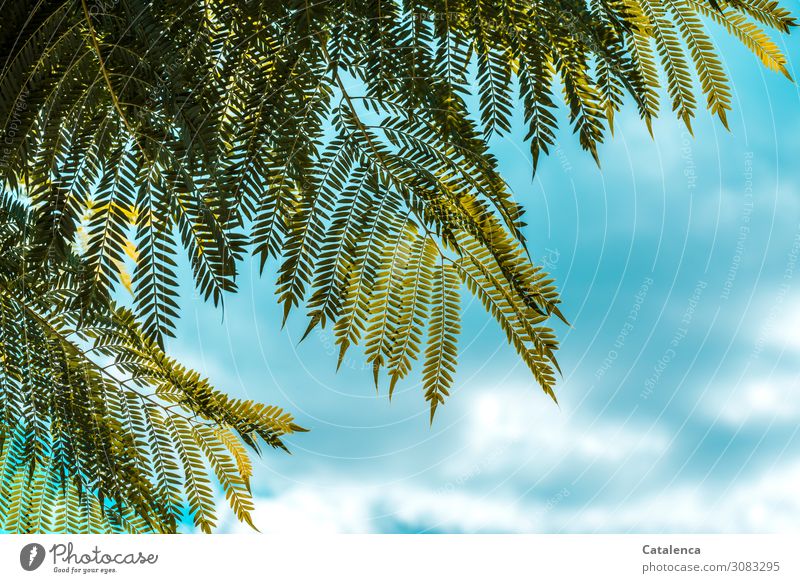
[460,389,669,471]
[218,482,559,534]
[567,459,800,533]
[394,461,800,533]
[711,377,800,425]
[217,385,677,534]
[759,298,800,354]
[219,457,800,534]
[214,382,800,535]
[218,486,373,534]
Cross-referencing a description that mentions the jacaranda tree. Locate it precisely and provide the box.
[0,0,794,533]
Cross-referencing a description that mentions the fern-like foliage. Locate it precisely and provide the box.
[0,0,794,532]
[0,194,303,533]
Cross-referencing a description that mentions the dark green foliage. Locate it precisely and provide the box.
[0,196,302,533]
[0,0,793,532]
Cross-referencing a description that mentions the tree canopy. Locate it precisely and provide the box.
[0,0,794,532]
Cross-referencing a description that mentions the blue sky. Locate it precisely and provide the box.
[167,30,800,534]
